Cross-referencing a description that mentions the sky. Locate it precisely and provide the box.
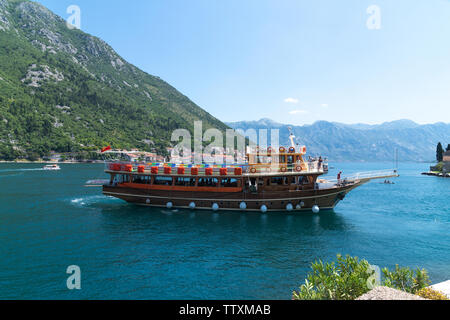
[36,0,450,126]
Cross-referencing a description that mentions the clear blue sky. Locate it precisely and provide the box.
[36,0,450,125]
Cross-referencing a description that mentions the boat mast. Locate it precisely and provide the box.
[288,126,296,148]
[395,148,399,172]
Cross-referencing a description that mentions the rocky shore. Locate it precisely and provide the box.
[357,287,426,300]
[422,172,450,178]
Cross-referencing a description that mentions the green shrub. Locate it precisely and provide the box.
[293,255,431,300]
[382,265,430,294]
[416,288,449,300]
[434,162,444,172]
[292,254,374,300]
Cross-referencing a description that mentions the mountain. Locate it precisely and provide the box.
[227,119,450,162]
[0,0,227,160]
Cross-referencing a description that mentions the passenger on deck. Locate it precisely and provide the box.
[318,157,323,170]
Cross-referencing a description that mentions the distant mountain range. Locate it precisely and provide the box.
[0,0,227,160]
[227,119,450,162]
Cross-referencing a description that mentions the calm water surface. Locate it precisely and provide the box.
[0,162,449,299]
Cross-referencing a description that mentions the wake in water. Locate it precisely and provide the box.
[70,195,122,208]
[0,168,46,173]
[0,168,49,178]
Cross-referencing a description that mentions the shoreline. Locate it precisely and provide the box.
[0,160,105,164]
[421,171,450,178]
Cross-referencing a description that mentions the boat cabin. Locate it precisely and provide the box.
[107,167,319,194]
[246,146,308,173]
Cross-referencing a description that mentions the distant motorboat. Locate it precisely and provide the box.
[43,164,61,171]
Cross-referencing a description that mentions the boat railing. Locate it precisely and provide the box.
[104,161,328,175]
[324,169,399,185]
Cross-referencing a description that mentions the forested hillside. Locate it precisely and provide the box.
[0,0,227,160]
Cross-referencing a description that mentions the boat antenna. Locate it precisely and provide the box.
[395,148,399,171]
[288,126,296,148]
[393,148,399,173]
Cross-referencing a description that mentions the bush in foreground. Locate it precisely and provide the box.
[416,288,449,300]
[292,254,430,300]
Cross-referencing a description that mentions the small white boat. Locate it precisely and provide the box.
[43,164,61,171]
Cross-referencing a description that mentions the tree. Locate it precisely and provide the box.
[436,142,443,162]
[292,254,430,300]
[446,144,450,152]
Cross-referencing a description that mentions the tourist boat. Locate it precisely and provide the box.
[102,136,399,213]
[43,164,61,171]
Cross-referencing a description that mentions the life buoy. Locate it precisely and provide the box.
[280,167,287,173]
[250,167,257,174]
[279,147,286,153]
[267,147,273,154]
[289,147,295,153]
[295,165,302,172]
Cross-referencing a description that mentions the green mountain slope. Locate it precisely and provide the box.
[0,0,227,160]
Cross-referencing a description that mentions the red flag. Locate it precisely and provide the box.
[101,146,112,153]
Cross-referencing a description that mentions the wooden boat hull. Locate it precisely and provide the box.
[102,181,364,212]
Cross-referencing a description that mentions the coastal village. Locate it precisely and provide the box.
[39,146,248,164]
[43,149,165,164]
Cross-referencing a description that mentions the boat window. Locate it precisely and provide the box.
[132,175,145,184]
[279,155,286,163]
[287,156,294,164]
[220,178,238,187]
[120,174,130,183]
[198,178,219,187]
[300,176,309,185]
[270,177,287,185]
[175,177,195,186]
[270,177,281,185]
[154,176,173,186]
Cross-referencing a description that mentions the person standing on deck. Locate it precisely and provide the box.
[337,171,342,185]
[318,157,323,171]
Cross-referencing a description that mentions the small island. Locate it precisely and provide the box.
[422,143,450,177]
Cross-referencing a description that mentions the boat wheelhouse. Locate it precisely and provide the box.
[102,142,398,212]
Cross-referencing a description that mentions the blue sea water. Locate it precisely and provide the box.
[0,162,449,300]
